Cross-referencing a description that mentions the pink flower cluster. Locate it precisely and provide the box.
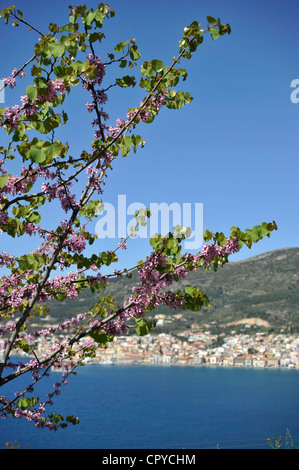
[0,250,15,268]
[82,54,110,139]
[0,262,108,321]
[126,89,168,124]
[63,233,86,254]
[41,180,77,213]
[85,164,104,194]
[3,105,21,130]
[2,68,25,89]
[86,102,95,113]
[83,54,106,89]
[2,76,16,89]
[19,312,88,344]
[0,356,76,430]
[201,238,239,264]
[38,79,66,102]
[0,166,38,198]
[0,211,9,229]
[20,95,38,117]
[101,237,240,337]
[117,241,127,250]
[2,79,65,130]
[82,51,168,150]
[0,167,40,233]
[105,89,168,140]
[12,68,26,78]
[106,118,126,138]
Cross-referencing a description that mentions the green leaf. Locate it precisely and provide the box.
[116,75,136,88]
[114,41,129,51]
[48,43,65,57]
[53,65,65,78]
[94,10,105,26]
[30,113,62,134]
[207,16,218,25]
[34,76,49,96]
[29,145,46,164]
[184,285,194,297]
[16,396,39,410]
[124,135,132,147]
[150,234,162,250]
[100,251,118,266]
[166,237,179,255]
[16,338,31,353]
[140,61,154,78]
[46,412,65,424]
[245,225,264,243]
[83,10,96,28]
[90,331,114,346]
[66,415,80,426]
[26,210,41,224]
[0,174,8,188]
[151,59,164,72]
[129,45,141,61]
[26,85,37,101]
[183,286,210,312]
[121,144,130,157]
[210,28,219,40]
[203,230,213,242]
[43,141,62,159]
[88,32,103,43]
[54,293,67,301]
[135,318,155,336]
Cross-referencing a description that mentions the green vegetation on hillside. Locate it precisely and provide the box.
[41,247,299,336]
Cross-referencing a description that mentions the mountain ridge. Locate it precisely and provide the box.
[45,246,299,335]
[229,246,299,263]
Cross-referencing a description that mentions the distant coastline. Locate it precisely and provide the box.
[10,329,299,371]
[11,355,299,372]
[74,360,299,370]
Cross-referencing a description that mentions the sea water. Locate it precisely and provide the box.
[0,364,298,449]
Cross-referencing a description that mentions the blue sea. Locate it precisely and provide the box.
[1,363,299,450]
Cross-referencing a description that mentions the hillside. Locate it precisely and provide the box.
[45,247,299,335]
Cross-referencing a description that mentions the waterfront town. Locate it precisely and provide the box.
[4,314,299,369]
[89,328,299,368]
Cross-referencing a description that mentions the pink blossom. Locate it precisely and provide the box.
[86,54,106,86]
[2,76,16,89]
[0,211,8,227]
[86,102,95,113]
[91,89,108,105]
[3,105,21,130]
[12,68,25,78]
[118,241,127,250]
[63,234,86,254]
[37,79,65,103]
[20,95,38,117]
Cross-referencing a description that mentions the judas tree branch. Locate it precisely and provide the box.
[0,25,208,380]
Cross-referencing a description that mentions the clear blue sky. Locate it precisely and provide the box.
[0,0,298,273]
